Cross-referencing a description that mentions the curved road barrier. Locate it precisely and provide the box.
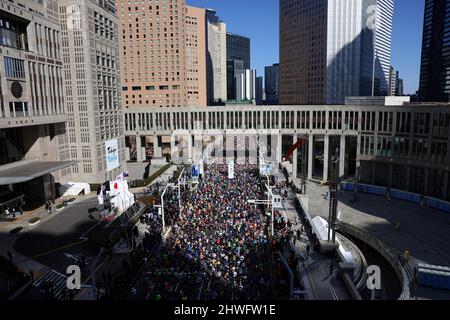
[337,221,414,300]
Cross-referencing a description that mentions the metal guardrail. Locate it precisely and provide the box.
[337,221,414,300]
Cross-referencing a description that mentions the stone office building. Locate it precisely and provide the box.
[0,0,73,209]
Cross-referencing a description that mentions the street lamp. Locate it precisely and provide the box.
[327,148,340,244]
[248,195,275,238]
[157,168,186,242]
[158,183,173,242]
[266,184,276,238]
[256,140,277,238]
[177,168,186,210]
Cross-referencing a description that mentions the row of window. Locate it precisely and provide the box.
[123,110,450,140]
[4,57,25,78]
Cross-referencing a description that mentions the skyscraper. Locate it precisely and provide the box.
[186,6,207,107]
[265,63,279,104]
[226,33,250,101]
[0,0,73,205]
[256,76,263,105]
[60,0,126,183]
[419,0,450,102]
[206,9,227,104]
[279,0,393,105]
[117,0,188,108]
[389,66,398,96]
[373,0,394,97]
[396,78,404,96]
[236,69,256,101]
[388,66,405,96]
[226,33,250,69]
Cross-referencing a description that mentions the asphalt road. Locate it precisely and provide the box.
[14,198,103,274]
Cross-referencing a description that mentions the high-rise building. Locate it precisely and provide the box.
[227,59,243,101]
[227,33,250,69]
[59,0,126,183]
[236,69,256,101]
[186,6,207,107]
[279,0,394,105]
[265,63,279,104]
[373,0,394,97]
[0,0,73,206]
[419,0,450,102]
[117,0,187,108]
[226,33,250,101]
[388,66,398,96]
[256,76,263,105]
[389,66,405,96]
[396,78,404,96]
[206,9,227,104]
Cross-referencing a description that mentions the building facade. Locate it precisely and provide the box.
[256,76,263,105]
[389,66,405,96]
[117,0,188,108]
[388,66,398,96]
[373,0,394,96]
[396,78,404,96]
[265,63,279,104]
[0,0,72,207]
[226,33,250,70]
[227,58,244,101]
[123,98,450,202]
[226,33,250,101]
[186,6,207,107]
[236,69,256,101]
[206,9,227,104]
[279,0,394,105]
[59,0,126,183]
[418,0,450,102]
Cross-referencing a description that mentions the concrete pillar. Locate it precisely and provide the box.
[323,135,329,182]
[292,135,298,179]
[187,134,192,163]
[339,135,346,178]
[153,135,161,158]
[170,134,176,160]
[371,162,376,185]
[405,165,411,191]
[136,135,142,162]
[308,134,313,180]
[356,135,361,182]
[388,163,393,188]
[424,168,430,196]
[443,171,449,200]
[277,133,282,163]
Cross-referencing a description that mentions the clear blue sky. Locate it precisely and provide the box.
[187,0,425,95]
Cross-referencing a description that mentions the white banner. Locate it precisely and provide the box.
[109,180,135,214]
[228,160,234,179]
[105,139,120,172]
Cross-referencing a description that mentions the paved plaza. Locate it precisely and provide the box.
[304,181,450,267]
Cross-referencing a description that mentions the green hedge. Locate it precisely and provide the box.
[89,184,102,192]
[134,163,171,188]
[29,217,40,224]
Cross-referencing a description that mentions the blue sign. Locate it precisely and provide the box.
[192,165,200,177]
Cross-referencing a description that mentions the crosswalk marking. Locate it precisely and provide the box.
[33,270,74,300]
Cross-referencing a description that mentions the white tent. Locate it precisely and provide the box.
[59,182,91,197]
[108,180,135,214]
